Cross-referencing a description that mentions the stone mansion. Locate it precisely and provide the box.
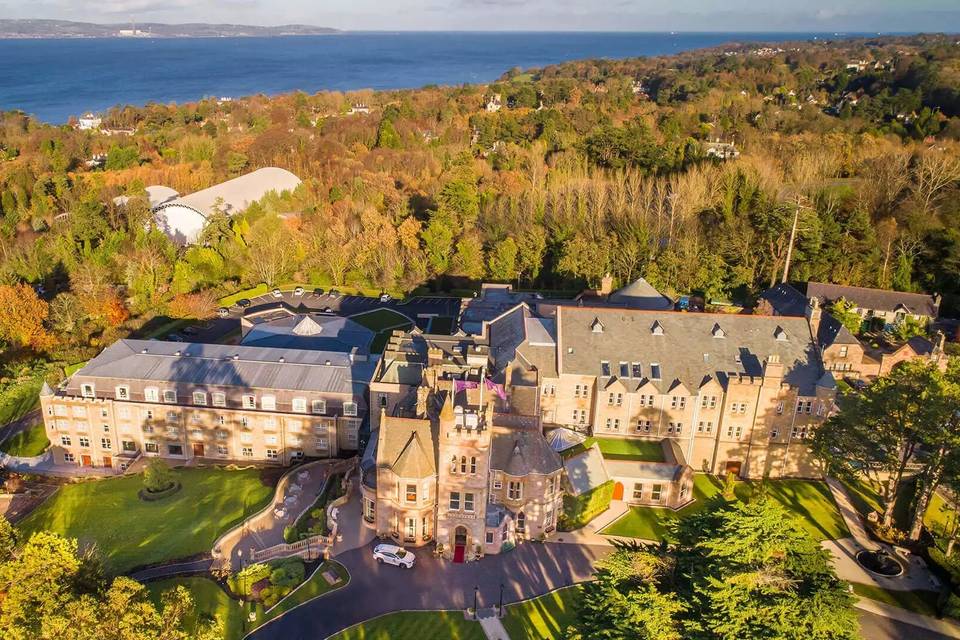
[42,278,857,560]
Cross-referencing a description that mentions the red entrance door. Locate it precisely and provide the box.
[453,544,466,563]
[80,454,93,467]
[192,443,204,457]
[612,482,625,501]
[102,456,112,469]
[453,527,467,563]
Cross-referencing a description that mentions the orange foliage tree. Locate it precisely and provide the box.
[0,284,57,352]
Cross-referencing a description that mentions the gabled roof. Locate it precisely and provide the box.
[563,444,610,496]
[807,282,939,317]
[818,313,860,348]
[759,283,808,317]
[380,416,437,479]
[557,306,823,395]
[392,431,435,478]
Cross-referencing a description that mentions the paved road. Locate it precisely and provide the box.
[129,557,214,582]
[0,409,41,446]
[859,610,957,640]
[248,540,609,640]
[237,292,461,327]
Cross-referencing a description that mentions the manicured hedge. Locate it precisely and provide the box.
[560,480,614,530]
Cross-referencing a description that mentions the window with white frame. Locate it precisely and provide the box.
[240,432,253,443]
[162,390,176,404]
[261,395,276,411]
[770,428,779,439]
[791,425,809,439]
[632,482,643,500]
[839,345,848,358]
[61,435,72,446]
[263,417,277,431]
[265,449,279,459]
[449,491,461,510]
[507,481,522,500]
[242,395,256,409]
[636,419,652,432]
[493,472,503,489]
[312,399,326,414]
[64,453,75,462]
[265,434,278,445]
[651,483,663,502]
[192,391,207,406]
[216,429,228,440]
[241,447,253,457]
[100,437,111,450]
[145,388,159,402]
[343,402,358,417]
[81,383,95,398]
[650,363,661,379]
[464,492,475,512]
[776,401,784,415]
[292,398,307,413]
[212,393,226,407]
[55,405,68,417]
[78,437,90,448]
[115,386,130,400]
[631,362,642,377]
[315,437,329,449]
[217,445,229,456]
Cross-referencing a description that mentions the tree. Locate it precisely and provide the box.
[487,237,518,282]
[826,297,863,336]
[0,283,56,352]
[143,458,175,494]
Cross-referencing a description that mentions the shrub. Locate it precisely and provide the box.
[228,562,271,597]
[142,459,174,493]
[561,480,614,530]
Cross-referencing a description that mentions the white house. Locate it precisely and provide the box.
[152,167,302,245]
[77,113,102,131]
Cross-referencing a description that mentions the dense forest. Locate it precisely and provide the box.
[0,34,959,375]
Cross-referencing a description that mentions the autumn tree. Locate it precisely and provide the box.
[0,283,56,352]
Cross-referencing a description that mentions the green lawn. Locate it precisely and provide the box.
[602,475,849,542]
[562,437,665,462]
[428,316,455,335]
[147,576,250,640]
[331,611,485,640]
[851,582,940,617]
[0,375,43,427]
[502,586,581,640]
[64,361,87,377]
[262,561,348,622]
[18,467,274,573]
[351,308,413,331]
[843,475,953,535]
[0,422,50,457]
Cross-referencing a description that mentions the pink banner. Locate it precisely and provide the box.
[454,379,479,393]
[485,377,507,401]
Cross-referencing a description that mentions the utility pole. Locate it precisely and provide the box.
[781,195,803,284]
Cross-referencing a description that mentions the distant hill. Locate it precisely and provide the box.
[0,19,340,39]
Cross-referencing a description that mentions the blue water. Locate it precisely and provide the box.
[1,31,855,123]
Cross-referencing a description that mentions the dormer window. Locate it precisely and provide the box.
[651,321,664,336]
[600,361,611,376]
[712,323,725,338]
[81,383,95,398]
[591,318,604,333]
[774,326,788,341]
[650,363,662,380]
[115,386,129,401]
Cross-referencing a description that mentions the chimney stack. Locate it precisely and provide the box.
[805,297,822,346]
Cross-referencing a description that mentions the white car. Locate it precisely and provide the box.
[379,293,392,303]
[373,544,415,569]
[272,288,283,298]
[293,286,305,296]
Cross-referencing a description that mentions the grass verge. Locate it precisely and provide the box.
[0,422,50,457]
[851,582,940,617]
[331,611,485,640]
[502,586,582,640]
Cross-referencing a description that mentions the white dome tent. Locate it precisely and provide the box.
[152,167,302,244]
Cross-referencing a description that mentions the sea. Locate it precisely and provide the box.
[0,31,866,124]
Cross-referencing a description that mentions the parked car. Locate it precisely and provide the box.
[329,289,341,297]
[236,299,251,308]
[167,334,184,342]
[293,286,305,296]
[373,544,415,569]
[182,326,198,336]
[217,307,230,318]
[379,293,391,303]
[272,288,283,298]
[312,287,325,297]
[322,307,332,313]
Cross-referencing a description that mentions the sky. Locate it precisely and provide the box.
[1,0,959,32]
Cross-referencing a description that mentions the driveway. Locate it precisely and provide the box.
[247,540,609,640]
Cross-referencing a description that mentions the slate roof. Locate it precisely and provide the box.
[241,313,374,353]
[817,313,860,348]
[563,443,610,496]
[490,427,562,476]
[608,277,675,310]
[760,283,809,317]
[71,339,377,394]
[488,304,558,380]
[379,416,437,479]
[807,282,939,317]
[603,458,685,482]
[558,306,825,395]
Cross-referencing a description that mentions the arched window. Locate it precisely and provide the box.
[450,456,458,473]
[460,456,467,473]
[470,456,477,474]
[516,511,526,534]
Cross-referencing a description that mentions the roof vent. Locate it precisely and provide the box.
[590,318,604,333]
[774,326,788,341]
[174,350,181,356]
[712,323,725,338]
[651,321,664,336]
[141,348,148,354]
[325,360,331,365]
[278,356,285,363]
[233,354,240,361]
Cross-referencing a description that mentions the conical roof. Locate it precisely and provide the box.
[609,277,674,310]
[292,316,324,336]
[392,431,435,478]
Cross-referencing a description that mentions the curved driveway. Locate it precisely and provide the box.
[248,540,609,640]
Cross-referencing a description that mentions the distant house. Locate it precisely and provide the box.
[77,113,101,131]
[806,282,941,328]
[152,167,302,244]
[703,140,740,160]
[348,103,371,115]
[485,94,502,113]
[846,60,868,72]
